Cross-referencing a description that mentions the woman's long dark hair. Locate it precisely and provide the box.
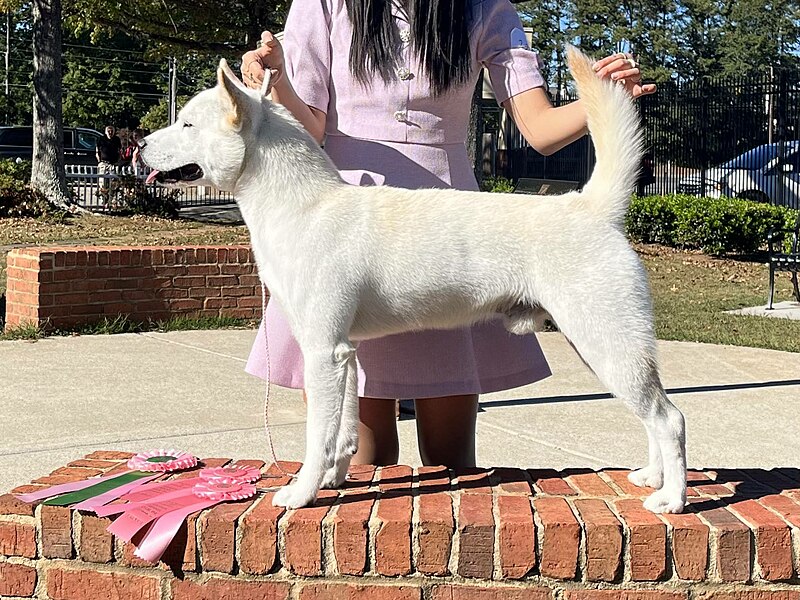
[344,0,472,96]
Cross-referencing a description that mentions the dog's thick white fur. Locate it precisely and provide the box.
[140,47,687,513]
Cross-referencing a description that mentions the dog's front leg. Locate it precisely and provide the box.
[322,348,359,489]
[273,341,354,508]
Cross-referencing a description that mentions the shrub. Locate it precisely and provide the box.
[0,159,53,218]
[626,194,798,255]
[481,176,515,193]
[100,175,180,218]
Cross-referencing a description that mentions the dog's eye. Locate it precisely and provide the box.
[183,122,193,128]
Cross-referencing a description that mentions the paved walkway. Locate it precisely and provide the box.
[2,330,800,493]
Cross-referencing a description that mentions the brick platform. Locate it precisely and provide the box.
[3,246,262,331]
[2,453,800,599]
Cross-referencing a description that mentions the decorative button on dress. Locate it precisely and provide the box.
[246,0,553,398]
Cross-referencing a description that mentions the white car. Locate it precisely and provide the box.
[677,141,800,207]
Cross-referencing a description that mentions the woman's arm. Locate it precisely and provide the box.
[503,53,656,156]
[503,90,587,156]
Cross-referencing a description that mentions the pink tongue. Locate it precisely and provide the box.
[145,170,160,184]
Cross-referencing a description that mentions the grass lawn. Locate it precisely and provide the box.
[1,213,799,352]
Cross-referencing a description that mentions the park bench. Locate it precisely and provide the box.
[767,211,800,309]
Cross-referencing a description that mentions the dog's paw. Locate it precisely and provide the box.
[321,461,349,489]
[628,466,664,489]
[643,488,685,514]
[272,482,319,509]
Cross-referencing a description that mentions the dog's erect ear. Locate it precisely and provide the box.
[260,69,273,97]
[217,58,250,131]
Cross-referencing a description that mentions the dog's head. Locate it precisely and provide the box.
[139,60,268,193]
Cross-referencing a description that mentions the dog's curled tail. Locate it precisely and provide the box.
[567,45,645,224]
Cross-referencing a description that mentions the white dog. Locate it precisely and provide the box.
[140,47,687,513]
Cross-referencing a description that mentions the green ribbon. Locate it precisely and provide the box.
[43,471,155,506]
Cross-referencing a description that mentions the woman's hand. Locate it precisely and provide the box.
[593,52,656,99]
[241,31,285,91]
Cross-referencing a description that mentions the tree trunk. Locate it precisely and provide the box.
[31,0,70,207]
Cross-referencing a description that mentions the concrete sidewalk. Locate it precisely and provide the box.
[2,330,800,493]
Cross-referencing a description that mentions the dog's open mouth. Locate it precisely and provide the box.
[145,164,204,185]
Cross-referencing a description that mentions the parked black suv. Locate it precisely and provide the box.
[0,126,105,165]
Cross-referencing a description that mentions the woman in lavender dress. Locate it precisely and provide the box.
[241,0,653,468]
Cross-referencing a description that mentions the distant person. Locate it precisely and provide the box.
[96,125,121,189]
[130,129,146,178]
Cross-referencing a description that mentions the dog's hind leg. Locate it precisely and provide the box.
[570,331,685,513]
[322,348,359,489]
[539,267,686,513]
[273,340,355,508]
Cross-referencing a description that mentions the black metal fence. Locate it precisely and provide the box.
[66,165,234,211]
[479,69,800,209]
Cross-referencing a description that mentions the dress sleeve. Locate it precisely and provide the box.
[282,0,333,113]
[475,0,546,105]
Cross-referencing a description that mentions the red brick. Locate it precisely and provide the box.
[760,494,800,528]
[497,495,535,578]
[172,578,292,600]
[721,469,776,499]
[170,457,231,480]
[564,592,688,600]
[199,499,256,573]
[729,499,793,581]
[0,562,37,597]
[567,471,618,496]
[282,490,336,575]
[615,498,667,580]
[603,469,655,496]
[774,468,800,490]
[417,466,451,491]
[661,510,709,580]
[456,468,493,494]
[417,492,454,576]
[300,582,421,600]
[431,585,551,600]
[378,465,413,492]
[47,567,160,600]
[690,471,735,497]
[695,593,800,600]
[1,487,43,517]
[41,504,73,558]
[574,498,623,581]
[490,467,532,495]
[77,513,114,563]
[341,464,376,494]
[0,521,36,558]
[457,492,494,579]
[84,450,134,461]
[529,469,577,496]
[375,494,412,576]
[66,459,120,470]
[534,496,579,579]
[332,493,375,575]
[701,505,751,582]
[256,461,302,490]
[742,469,799,492]
[239,493,285,575]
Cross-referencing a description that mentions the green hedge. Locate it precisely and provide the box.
[626,194,799,255]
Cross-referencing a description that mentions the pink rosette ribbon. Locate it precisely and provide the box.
[127,449,197,472]
[199,465,262,484]
[192,480,257,502]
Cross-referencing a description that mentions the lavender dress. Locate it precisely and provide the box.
[246,0,553,398]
